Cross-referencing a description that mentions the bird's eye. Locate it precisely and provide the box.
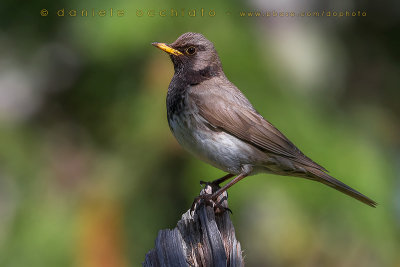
[186,46,196,55]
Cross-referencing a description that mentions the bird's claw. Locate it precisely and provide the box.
[190,193,232,214]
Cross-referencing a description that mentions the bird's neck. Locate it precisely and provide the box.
[175,63,222,86]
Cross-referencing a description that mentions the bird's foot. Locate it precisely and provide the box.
[190,192,232,214]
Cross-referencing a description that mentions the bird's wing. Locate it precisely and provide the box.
[190,87,327,172]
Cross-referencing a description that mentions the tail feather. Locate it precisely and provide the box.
[307,169,377,208]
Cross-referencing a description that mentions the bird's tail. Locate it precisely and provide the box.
[307,168,377,207]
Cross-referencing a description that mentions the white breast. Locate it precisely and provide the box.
[169,113,264,175]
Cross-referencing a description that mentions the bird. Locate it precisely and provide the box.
[152,32,376,209]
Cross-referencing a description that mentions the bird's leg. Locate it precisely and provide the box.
[191,172,248,213]
[209,172,248,200]
[199,173,234,187]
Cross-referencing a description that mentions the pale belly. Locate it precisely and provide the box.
[169,114,269,175]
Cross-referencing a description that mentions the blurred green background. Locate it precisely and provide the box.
[0,0,399,266]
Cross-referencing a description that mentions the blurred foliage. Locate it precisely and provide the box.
[0,0,399,266]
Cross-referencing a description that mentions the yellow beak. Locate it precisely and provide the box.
[152,42,183,56]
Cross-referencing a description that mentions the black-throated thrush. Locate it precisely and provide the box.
[152,32,376,209]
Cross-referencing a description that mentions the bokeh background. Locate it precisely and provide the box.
[0,0,399,266]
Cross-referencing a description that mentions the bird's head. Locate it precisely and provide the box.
[152,32,222,78]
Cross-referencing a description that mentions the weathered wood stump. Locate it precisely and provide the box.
[143,184,244,266]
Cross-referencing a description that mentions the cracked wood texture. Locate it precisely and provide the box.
[143,184,244,267]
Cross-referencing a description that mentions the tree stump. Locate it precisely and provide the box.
[143,183,244,266]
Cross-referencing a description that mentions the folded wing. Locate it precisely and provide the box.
[190,88,327,172]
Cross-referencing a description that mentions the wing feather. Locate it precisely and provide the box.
[190,88,327,172]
